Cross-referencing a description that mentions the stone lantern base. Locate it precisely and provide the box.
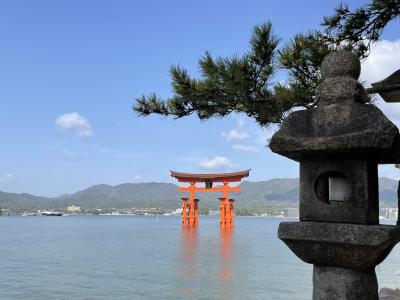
[278,222,400,300]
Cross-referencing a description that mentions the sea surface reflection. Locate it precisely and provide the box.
[178,227,235,299]
[0,216,398,300]
[219,229,233,283]
[178,229,198,296]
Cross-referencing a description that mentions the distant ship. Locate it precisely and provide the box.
[40,211,63,216]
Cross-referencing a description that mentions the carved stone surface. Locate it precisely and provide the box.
[269,103,400,162]
[313,266,378,300]
[316,76,367,103]
[299,157,379,224]
[320,51,361,79]
[278,222,400,271]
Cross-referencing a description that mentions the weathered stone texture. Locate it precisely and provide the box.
[320,51,361,79]
[278,222,400,271]
[313,266,378,300]
[299,158,379,224]
[316,76,367,103]
[269,93,399,162]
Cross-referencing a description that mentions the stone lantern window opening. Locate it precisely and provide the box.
[314,171,351,203]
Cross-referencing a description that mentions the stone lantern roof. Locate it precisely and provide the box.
[269,51,400,163]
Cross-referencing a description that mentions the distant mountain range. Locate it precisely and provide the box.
[0,177,399,211]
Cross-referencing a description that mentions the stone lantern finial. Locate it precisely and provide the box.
[320,51,360,79]
[317,51,367,104]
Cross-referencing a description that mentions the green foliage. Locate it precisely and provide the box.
[322,0,400,58]
[278,32,332,109]
[135,22,289,126]
[134,1,400,127]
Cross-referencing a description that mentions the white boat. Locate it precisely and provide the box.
[41,211,63,216]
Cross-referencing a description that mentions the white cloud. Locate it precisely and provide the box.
[221,117,251,141]
[55,112,92,138]
[353,40,400,180]
[361,39,400,85]
[378,165,400,180]
[0,173,14,183]
[377,100,400,126]
[360,40,400,125]
[221,129,249,141]
[198,156,238,170]
[233,144,260,153]
[132,175,141,182]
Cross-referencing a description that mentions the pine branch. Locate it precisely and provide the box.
[322,0,400,57]
[133,1,400,128]
[134,22,284,126]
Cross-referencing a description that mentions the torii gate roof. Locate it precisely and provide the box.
[170,169,250,183]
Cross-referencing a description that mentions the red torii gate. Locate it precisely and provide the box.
[170,170,250,229]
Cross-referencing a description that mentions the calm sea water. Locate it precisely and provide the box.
[0,216,398,300]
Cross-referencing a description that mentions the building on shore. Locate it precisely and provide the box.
[283,208,299,218]
[208,210,220,216]
[172,208,183,215]
[67,205,81,213]
[385,208,398,220]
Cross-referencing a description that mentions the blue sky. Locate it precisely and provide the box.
[1,0,399,196]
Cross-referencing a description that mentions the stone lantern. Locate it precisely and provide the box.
[270,51,400,299]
